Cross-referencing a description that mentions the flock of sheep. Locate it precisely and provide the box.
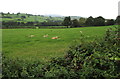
[28,31,84,39]
[28,34,60,39]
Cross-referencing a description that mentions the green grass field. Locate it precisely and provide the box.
[2,26,113,62]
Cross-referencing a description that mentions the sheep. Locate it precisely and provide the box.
[43,34,48,37]
[28,35,35,37]
[80,31,83,33]
[51,36,59,39]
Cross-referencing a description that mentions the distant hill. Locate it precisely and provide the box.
[1,12,82,22]
[1,12,87,28]
[1,13,64,23]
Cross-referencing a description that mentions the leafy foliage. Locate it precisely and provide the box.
[85,16,94,26]
[94,16,105,26]
[85,16,105,26]
[62,16,72,28]
[115,16,120,25]
[106,19,115,26]
[71,19,80,27]
[79,17,86,26]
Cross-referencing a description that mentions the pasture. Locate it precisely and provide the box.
[2,26,113,62]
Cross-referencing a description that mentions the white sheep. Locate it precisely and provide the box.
[43,34,48,37]
[28,35,35,37]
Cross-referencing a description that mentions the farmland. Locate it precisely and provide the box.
[2,26,113,62]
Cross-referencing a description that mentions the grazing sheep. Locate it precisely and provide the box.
[43,34,48,37]
[28,35,35,37]
[80,31,83,33]
[36,27,39,29]
[51,36,59,39]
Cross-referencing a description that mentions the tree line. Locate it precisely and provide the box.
[62,16,120,28]
[1,12,120,28]
[2,21,62,28]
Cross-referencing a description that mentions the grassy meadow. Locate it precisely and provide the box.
[2,26,113,62]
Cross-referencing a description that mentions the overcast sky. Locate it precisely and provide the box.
[0,0,119,19]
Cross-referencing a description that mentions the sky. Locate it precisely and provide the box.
[0,0,120,19]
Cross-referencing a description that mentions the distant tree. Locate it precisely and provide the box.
[0,12,4,18]
[17,12,20,15]
[85,16,94,26]
[71,19,80,27]
[79,17,86,26]
[27,14,31,17]
[62,16,71,28]
[105,19,115,25]
[1,12,4,16]
[21,16,26,20]
[115,16,120,25]
[7,12,10,14]
[94,16,105,26]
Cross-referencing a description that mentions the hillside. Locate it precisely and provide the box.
[1,13,82,23]
[1,13,64,22]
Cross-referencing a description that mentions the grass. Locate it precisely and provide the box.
[2,26,114,62]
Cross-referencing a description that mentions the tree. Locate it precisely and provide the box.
[79,17,86,26]
[105,19,115,25]
[17,12,20,15]
[94,16,105,26]
[62,16,71,28]
[71,19,80,27]
[115,16,120,25]
[1,12,4,16]
[85,16,94,26]
[7,12,10,14]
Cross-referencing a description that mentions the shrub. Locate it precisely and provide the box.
[48,26,120,78]
[2,56,45,78]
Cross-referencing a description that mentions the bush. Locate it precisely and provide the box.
[48,26,120,78]
[2,57,45,78]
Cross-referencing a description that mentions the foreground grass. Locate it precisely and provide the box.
[2,26,113,61]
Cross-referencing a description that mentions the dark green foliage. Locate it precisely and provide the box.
[85,16,107,26]
[2,57,45,78]
[71,19,80,27]
[62,16,72,28]
[104,27,120,46]
[94,16,105,26]
[2,26,120,78]
[115,16,120,25]
[85,16,94,26]
[106,19,115,26]
[79,17,86,26]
